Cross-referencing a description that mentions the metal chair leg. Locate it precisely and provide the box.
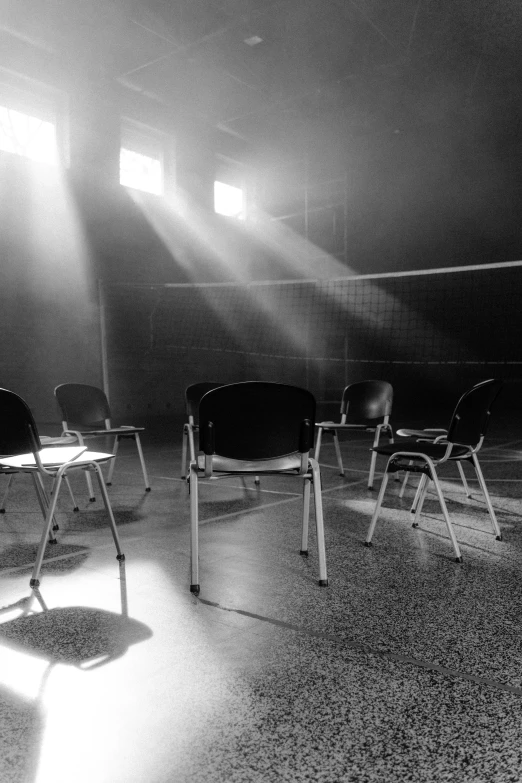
[410,473,428,514]
[456,461,471,498]
[429,465,463,562]
[85,469,96,502]
[134,434,151,491]
[399,469,411,499]
[471,453,502,540]
[92,464,124,558]
[189,464,199,593]
[365,469,391,546]
[106,436,120,485]
[32,474,58,541]
[412,475,429,527]
[333,432,344,476]
[311,459,328,586]
[30,472,64,588]
[181,424,189,479]
[0,473,15,512]
[64,475,79,511]
[301,475,311,555]
[314,427,323,463]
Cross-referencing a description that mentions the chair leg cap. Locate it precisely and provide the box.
[117,553,125,562]
[89,497,96,503]
[30,579,40,588]
[49,538,57,545]
[364,541,373,548]
[106,482,112,487]
[318,579,329,587]
[299,550,309,557]
[145,487,151,492]
[0,509,5,514]
[73,506,79,512]
[412,522,419,528]
[496,534,503,541]
[190,584,200,595]
[53,524,59,531]
[455,556,463,563]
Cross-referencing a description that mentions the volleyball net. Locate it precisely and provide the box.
[101,261,522,417]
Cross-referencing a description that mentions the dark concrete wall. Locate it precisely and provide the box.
[1,66,522,423]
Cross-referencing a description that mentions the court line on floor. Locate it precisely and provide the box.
[196,479,367,525]
[145,471,368,495]
[196,489,347,525]
[150,474,303,496]
[0,548,93,575]
[0,482,364,575]
[198,597,522,697]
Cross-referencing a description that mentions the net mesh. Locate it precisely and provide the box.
[102,262,522,415]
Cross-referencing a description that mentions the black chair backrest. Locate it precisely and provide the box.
[185,382,224,419]
[0,388,41,456]
[341,380,393,421]
[55,384,111,428]
[199,382,316,460]
[447,379,503,447]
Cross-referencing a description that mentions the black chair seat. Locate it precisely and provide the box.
[375,441,470,461]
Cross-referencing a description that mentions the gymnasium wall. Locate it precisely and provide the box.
[2,70,522,423]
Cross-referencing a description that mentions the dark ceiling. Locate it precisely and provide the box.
[1,0,521,164]
[1,0,522,273]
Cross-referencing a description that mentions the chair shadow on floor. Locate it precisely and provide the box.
[0,560,152,783]
[0,605,152,668]
[0,560,152,668]
[56,505,146,530]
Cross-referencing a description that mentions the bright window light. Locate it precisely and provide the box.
[0,105,58,164]
[214,181,245,218]
[120,147,163,195]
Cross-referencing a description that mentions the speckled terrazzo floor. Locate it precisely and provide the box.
[1,412,522,783]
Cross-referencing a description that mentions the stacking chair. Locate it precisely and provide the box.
[365,379,503,562]
[181,382,224,480]
[188,382,328,594]
[0,388,124,591]
[55,383,150,501]
[181,382,260,487]
[396,428,471,501]
[1,434,80,514]
[315,380,394,488]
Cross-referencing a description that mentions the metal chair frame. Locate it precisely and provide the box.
[181,382,224,480]
[396,428,471,501]
[315,380,394,488]
[55,383,150,501]
[188,382,328,594]
[0,388,124,592]
[365,379,503,562]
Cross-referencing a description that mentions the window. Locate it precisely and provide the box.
[0,105,58,165]
[120,121,164,195]
[120,148,163,195]
[214,180,245,218]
